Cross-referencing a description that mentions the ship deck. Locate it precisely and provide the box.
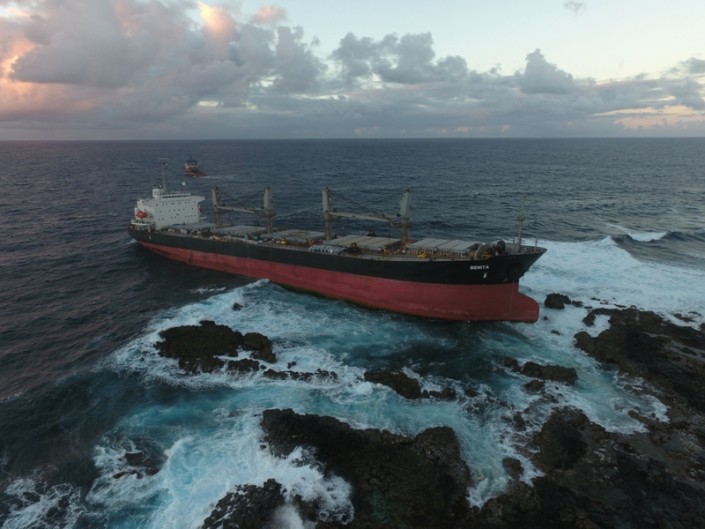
[150,222,544,262]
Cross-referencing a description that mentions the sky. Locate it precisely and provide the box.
[1,0,704,140]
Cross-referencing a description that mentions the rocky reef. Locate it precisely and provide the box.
[147,299,705,529]
[259,409,471,529]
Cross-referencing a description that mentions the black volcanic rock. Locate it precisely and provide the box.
[261,408,472,529]
[155,320,276,373]
[242,331,275,363]
[113,449,163,480]
[475,307,705,528]
[201,479,284,529]
[363,370,422,399]
[156,320,244,373]
[471,406,705,529]
[520,361,578,385]
[168,309,705,529]
[544,293,573,309]
[574,307,705,412]
[533,409,589,471]
[466,308,705,528]
[503,357,578,385]
[364,369,457,400]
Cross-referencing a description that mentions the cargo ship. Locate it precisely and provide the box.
[128,162,546,321]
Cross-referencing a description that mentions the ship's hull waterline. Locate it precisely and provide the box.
[131,228,543,322]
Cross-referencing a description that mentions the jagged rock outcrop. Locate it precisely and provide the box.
[261,408,472,529]
[201,479,285,529]
[364,370,422,399]
[468,307,705,528]
[544,293,573,309]
[156,320,276,373]
[170,306,705,529]
[154,321,338,383]
[471,406,705,529]
[574,307,705,412]
[503,357,578,385]
[363,369,457,400]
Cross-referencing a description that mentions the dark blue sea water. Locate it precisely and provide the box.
[1,139,704,528]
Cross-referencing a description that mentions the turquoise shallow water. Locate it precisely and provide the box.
[1,139,704,527]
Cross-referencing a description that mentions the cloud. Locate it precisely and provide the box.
[251,5,286,25]
[518,49,577,94]
[11,1,142,86]
[331,33,376,83]
[375,33,437,84]
[0,0,703,139]
[199,1,237,57]
[665,78,705,110]
[564,1,586,15]
[332,32,468,86]
[0,0,326,131]
[680,57,705,76]
[271,25,325,93]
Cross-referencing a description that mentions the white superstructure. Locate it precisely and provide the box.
[131,162,205,230]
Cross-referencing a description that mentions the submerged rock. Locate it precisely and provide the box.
[112,449,163,480]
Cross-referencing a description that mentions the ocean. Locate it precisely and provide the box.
[1,138,704,528]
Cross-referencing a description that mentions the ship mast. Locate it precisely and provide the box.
[212,186,275,233]
[160,160,168,191]
[322,188,412,244]
[515,194,526,252]
[399,190,411,244]
[516,213,525,252]
[152,159,169,198]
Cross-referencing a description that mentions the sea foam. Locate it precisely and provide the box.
[524,237,705,326]
[2,478,84,529]
[101,254,677,515]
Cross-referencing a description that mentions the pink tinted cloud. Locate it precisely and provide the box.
[251,5,286,25]
[199,1,237,57]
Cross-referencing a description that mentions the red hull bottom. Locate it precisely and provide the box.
[140,242,540,322]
